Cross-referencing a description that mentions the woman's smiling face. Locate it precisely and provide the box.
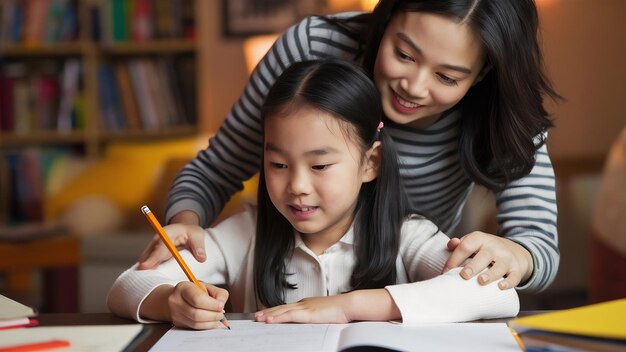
[374,11,487,128]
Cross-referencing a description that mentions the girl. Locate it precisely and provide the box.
[140,0,560,294]
[107,60,518,329]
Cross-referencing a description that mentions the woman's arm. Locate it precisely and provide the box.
[165,18,317,228]
[445,142,558,292]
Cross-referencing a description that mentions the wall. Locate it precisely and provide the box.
[535,0,626,307]
[196,1,250,133]
[540,0,626,158]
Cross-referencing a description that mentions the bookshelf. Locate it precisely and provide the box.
[0,0,202,227]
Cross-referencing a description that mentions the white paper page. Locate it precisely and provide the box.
[0,324,144,352]
[149,320,347,352]
[338,322,521,352]
[0,294,36,320]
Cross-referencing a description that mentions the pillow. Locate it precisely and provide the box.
[45,137,200,223]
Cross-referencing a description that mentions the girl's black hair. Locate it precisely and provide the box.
[254,59,412,307]
[333,0,562,191]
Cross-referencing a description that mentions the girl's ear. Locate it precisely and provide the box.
[362,141,382,183]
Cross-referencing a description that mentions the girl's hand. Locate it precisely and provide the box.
[444,232,534,290]
[254,289,401,324]
[168,282,229,330]
[254,295,352,324]
[139,281,229,329]
[138,222,207,270]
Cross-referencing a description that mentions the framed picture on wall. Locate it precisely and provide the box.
[222,0,328,37]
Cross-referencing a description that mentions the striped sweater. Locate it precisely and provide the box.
[166,13,558,292]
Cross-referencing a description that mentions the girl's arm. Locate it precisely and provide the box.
[106,235,227,323]
[384,268,519,323]
[255,289,400,324]
[255,268,518,324]
[107,208,256,322]
[256,219,519,324]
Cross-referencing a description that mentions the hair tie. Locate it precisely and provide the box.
[375,121,384,141]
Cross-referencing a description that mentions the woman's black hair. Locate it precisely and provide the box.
[254,59,412,307]
[335,0,562,191]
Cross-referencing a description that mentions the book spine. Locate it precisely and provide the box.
[113,62,141,130]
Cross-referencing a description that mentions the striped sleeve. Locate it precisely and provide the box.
[495,137,559,292]
[165,18,316,226]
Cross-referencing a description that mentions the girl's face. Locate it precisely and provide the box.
[263,106,378,253]
[374,11,487,128]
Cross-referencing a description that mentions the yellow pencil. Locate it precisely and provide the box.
[508,327,525,351]
[141,205,231,330]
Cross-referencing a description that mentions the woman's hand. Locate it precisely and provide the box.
[444,231,534,290]
[138,221,207,270]
[254,289,401,324]
[255,295,352,324]
[140,282,229,330]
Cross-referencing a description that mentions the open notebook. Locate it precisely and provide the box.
[149,320,521,352]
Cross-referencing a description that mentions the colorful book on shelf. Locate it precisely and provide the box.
[113,62,142,130]
[57,59,81,132]
[128,59,154,130]
[0,294,37,330]
[509,299,626,351]
[111,0,129,41]
[131,0,153,42]
[98,64,126,131]
[9,1,25,44]
[0,72,17,132]
[22,0,50,47]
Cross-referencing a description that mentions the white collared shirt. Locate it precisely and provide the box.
[107,205,519,323]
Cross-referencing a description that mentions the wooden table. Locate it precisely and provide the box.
[37,312,251,352]
[0,235,81,312]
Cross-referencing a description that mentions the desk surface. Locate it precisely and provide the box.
[36,312,252,352]
[36,312,541,352]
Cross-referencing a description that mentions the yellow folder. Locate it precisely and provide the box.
[509,299,626,340]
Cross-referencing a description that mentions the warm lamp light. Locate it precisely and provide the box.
[360,0,378,12]
[327,0,378,12]
[243,1,380,74]
[243,34,280,74]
